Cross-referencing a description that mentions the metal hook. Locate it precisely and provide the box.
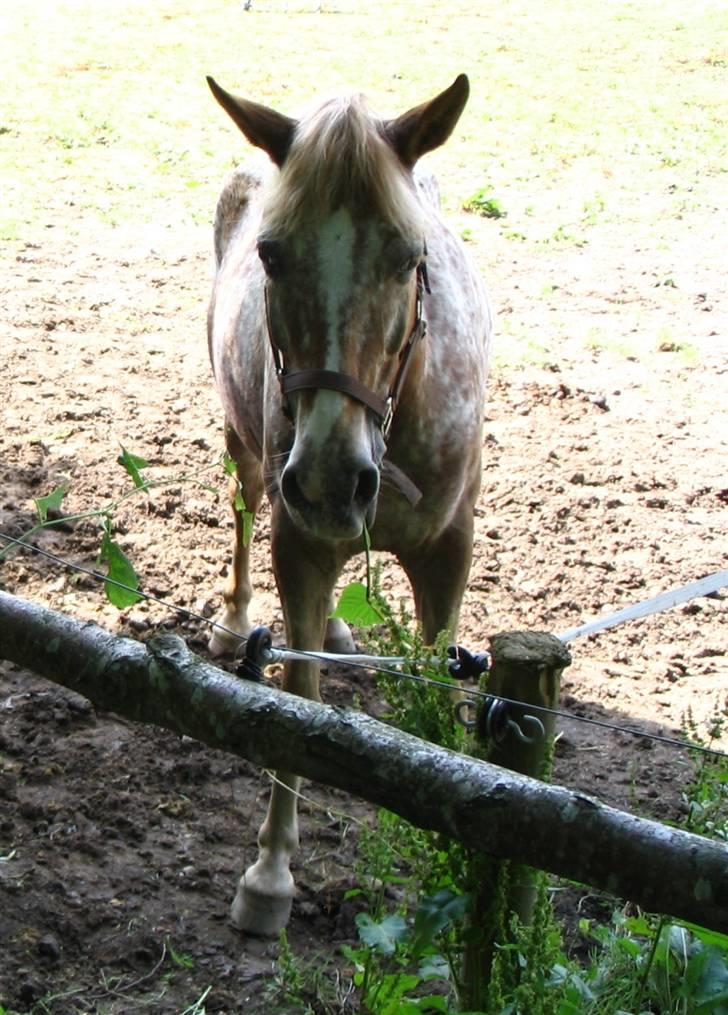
[453,698,478,728]
[476,696,546,746]
[508,713,546,745]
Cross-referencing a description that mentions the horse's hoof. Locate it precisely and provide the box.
[230,883,294,937]
[324,617,356,655]
[208,613,250,658]
[208,628,238,658]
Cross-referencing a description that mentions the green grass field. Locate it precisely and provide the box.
[2,0,725,376]
[2,0,725,244]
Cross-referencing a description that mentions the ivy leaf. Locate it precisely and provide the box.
[331,581,385,627]
[34,483,70,524]
[417,954,450,982]
[117,447,149,491]
[231,488,254,547]
[99,532,143,608]
[356,913,407,955]
[410,991,450,1010]
[241,510,254,547]
[412,889,469,956]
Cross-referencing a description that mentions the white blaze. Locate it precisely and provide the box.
[303,209,359,445]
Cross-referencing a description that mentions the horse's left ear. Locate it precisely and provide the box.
[384,74,470,169]
[207,76,297,167]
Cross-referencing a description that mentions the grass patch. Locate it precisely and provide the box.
[0,0,725,265]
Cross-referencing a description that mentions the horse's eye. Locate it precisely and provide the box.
[397,255,420,277]
[258,239,284,279]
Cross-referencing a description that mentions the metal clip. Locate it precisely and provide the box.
[381,397,395,440]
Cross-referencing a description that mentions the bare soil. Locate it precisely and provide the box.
[1,201,726,1013]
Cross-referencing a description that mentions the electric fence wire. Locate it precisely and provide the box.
[1,529,726,761]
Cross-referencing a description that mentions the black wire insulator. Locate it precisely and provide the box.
[236,625,273,683]
[477,696,510,744]
[447,644,490,681]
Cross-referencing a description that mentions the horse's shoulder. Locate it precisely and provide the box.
[214,163,264,266]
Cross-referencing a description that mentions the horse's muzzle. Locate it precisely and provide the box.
[280,456,380,540]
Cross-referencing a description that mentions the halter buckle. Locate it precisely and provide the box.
[381,397,395,440]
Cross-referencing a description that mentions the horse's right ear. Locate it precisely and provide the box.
[207,77,297,168]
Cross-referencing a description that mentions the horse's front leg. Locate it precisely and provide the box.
[209,425,264,658]
[230,507,338,935]
[399,503,476,645]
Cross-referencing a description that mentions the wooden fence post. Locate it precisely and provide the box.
[461,631,571,1011]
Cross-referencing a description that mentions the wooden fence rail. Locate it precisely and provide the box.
[0,589,726,932]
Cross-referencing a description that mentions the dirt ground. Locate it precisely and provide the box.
[1,176,727,1012]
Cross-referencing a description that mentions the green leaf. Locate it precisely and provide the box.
[463,187,507,219]
[331,581,385,627]
[690,948,728,1011]
[117,447,149,491]
[340,943,365,973]
[34,482,70,523]
[227,474,255,547]
[356,913,407,955]
[231,488,254,548]
[623,914,653,936]
[410,994,450,1011]
[377,973,421,1005]
[241,510,254,547]
[167,940,195,969]
[680,922,728,952]
[99,533,143,608]
[223,451,237,476]
[412,889,469,955]
[417,954,450,981]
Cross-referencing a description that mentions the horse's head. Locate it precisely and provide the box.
[208,75,469,540]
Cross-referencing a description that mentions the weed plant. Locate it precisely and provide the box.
[270,577,728,1014]
[9,478,728,1013]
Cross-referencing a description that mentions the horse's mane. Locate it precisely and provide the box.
[263,94,424,237]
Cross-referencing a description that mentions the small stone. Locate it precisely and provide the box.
[37,935,61,960]
[19,980,46,1006]
[0,771,18,799]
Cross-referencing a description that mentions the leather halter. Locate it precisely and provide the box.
[265,260,430,442]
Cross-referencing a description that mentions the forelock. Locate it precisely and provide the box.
[262,94,424,237]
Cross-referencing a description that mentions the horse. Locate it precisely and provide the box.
[206,73,492,935]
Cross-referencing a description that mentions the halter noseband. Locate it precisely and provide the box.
[265,260,430,442]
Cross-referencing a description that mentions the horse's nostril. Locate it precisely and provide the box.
[281,466,306,512]
[355,464,379,510]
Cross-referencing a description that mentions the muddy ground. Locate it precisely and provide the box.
[1,183,726,1013]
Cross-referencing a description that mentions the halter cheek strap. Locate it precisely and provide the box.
[265,260,429,442]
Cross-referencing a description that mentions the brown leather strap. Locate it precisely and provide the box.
[281,369,389,421]
[265,258,429,438]
[381,460,423,506]
[384,317,427,430]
